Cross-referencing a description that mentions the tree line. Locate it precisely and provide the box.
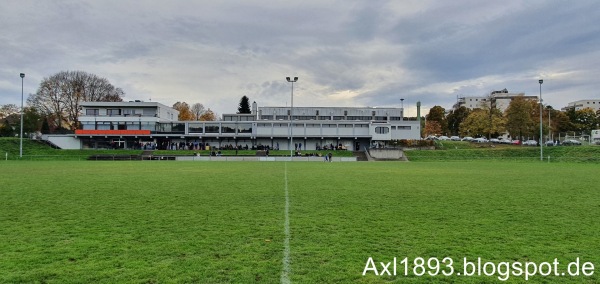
[425,95,600,140]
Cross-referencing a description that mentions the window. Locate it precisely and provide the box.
[260,115,272,120]
[316,110,320,115]
[142,108,156,116]
[189,123,203,133]
[397,126,411,130]
[374,116,387,121]
[275,115,287,120]
[107,109,121,116]
[123,109,137,116]
[205,124,220,133]
[222,125,235,133]
[86,109,99,116]
[344,110,348,116]
[333,116,344,120]
[238,124,252,133]
[375,127,389,134]
[258,123,271,127]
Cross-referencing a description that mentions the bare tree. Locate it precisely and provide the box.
[27,71,124,130]
[191,103,206,120]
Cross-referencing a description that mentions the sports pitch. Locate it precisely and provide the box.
[1,161,599,283]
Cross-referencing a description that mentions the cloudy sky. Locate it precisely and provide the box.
[2,0,599,117]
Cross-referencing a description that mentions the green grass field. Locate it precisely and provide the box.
[1,161,600,283]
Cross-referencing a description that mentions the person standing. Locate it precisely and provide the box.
[328,152,332,162]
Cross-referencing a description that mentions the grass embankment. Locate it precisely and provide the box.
[1,161,599,283]
[0,138,142,160]
[406,141,600,162]
[0,138,355,159]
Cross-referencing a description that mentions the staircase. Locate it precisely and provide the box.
[352,151,368,161]
[141,150,154,160]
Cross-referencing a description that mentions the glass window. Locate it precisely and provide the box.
[85,109,99,116]
[189,123,203,133]
[375,127,389,134]
[205,124,220,133]
[238,123,252,133]
[222,125,236,133]
[107,109,121,116]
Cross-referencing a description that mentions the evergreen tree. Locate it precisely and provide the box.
[238,96,251,114]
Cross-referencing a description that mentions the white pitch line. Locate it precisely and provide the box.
[281,162,291,284]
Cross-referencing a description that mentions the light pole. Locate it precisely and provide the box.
[539,79,543,161]
[548,106,552,143]
[19,73,25,158]
[286,77,298,158]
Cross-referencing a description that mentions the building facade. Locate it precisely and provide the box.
[47,101,421,150]
[561,100,600,112]
[454,89,537,112]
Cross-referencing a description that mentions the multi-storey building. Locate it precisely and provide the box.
[44,101,421,150]
[454,89,537,112]
[561,99,600,112]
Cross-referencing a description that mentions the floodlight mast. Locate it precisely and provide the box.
[539,79,543,161]
[286,77,298,158]
[19,73,25,158]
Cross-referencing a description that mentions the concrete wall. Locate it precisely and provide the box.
[43,135,81,149]
[368,149,405,160]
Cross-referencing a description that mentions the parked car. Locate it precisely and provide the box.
[438,136,451,141]
[425,135,438,140]
[450,136,461,141]
[545,140,556,146]
[462,136,474,141]
[489,138,501,143]
[523,140,538,146]
[562,139,582,145]
[499,138,512,144]
[472,137,489,143]
[511,140,521,145]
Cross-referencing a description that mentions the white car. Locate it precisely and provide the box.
[462,136,474,141]
[472,137,489,143]
[450,136,461,141]
[438,136,451,141]
[523,140,538,146]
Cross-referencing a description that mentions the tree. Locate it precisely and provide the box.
[459,108,505,138]
[504,96,536,140]
[238,96,251,114]
[199,108,217,121]
[424,120,442,136]
[446,106,471,135]
[426,106,448,135]
[41,117,50,134]
[22,107,42,135]
[0,104,19,120]
[571,108,598,134]
[191,103,206,120]
[172,102,194,120]
[0,119,14,137]
[27,70,124,130]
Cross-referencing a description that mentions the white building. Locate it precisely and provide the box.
[561,100,600,112]
[454,89,537,112]
[47,101,421,150]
